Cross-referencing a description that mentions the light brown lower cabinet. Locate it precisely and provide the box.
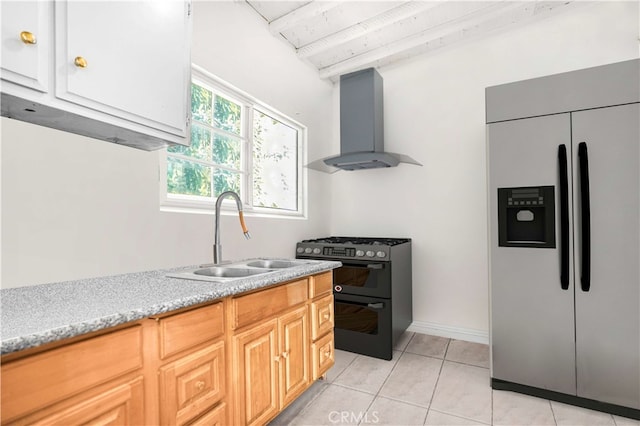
[1,326,144,425]
[0,271,335,425]
[230,277,312,426]
[158,340,226,425]
[310,273,335,380]
[232,318,280,425]
[188,402,227,425]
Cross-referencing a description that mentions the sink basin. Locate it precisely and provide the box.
[245,259,308,269]
[193,267,272,278]
[166,258,314,283]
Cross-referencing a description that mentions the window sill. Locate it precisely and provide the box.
[160,198,307,220]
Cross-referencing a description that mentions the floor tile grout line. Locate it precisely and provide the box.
[427,408,492,426]
[548,398,558,426]
[293,381,332,419]
[328,350,359,384]
[424,338,451,425]
[356,349,406,426]
[490,375,494,426]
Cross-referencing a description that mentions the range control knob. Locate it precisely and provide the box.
[296,247,304,254]
[304,247,313,254]
[356,250,365,257]
[366,250,375,258]
[376,251,386,258]
[313,248,322,254]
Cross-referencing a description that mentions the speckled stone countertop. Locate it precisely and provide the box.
[0,259,341,355]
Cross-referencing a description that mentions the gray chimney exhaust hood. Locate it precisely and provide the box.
[307,68,421,173]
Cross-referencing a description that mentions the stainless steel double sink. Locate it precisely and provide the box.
[167,258,311,283]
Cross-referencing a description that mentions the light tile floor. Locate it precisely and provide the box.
[270,332,640,426]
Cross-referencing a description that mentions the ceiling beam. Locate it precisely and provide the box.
[318,1,576,79]
[269,1,341,35]
[297,1,445,59]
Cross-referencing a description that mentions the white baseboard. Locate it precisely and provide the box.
[407,320,489,345]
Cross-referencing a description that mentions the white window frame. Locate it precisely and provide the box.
[159,64,307,219]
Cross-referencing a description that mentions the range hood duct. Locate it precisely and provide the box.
[308,68,421,173]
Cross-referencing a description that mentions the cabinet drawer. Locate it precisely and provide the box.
[1,326,142,423]
[310,272,333,298]
[159,302,224,359]
[311,332,335,380]
[188,402,227,426]
[311,294,334,341]
[232,279,308,329]
[159,340,226,426]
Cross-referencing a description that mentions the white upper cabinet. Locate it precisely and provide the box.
[1,1,50,92]
[1,0,192,151]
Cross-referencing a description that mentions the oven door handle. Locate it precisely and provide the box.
[340,262,385,270]
[367,302,384,309]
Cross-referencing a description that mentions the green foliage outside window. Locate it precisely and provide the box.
[167,83,241,197]
[166,77,301,214]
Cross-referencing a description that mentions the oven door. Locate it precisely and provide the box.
[332,260,391,298]
[333,293,392,360]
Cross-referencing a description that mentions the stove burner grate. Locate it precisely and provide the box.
[302,236,410,246]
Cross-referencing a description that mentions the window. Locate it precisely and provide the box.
[161,65,306,217]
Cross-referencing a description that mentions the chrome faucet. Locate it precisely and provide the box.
[214,191,251,264]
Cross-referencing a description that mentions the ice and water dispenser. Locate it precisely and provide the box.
[497,186,555,248]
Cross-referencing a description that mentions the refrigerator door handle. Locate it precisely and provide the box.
[558,144,570,290]
[578,142,591,292]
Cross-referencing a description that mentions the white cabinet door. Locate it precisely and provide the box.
[1,1,50,92]
[54,0,189,137]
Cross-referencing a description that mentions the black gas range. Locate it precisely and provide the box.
[296,237,413,360]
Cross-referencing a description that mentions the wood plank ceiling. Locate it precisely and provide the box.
[246,1,581,80]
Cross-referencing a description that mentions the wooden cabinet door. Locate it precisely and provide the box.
[278,305,310,408]
[54,0,189,137]
[18,377,144,425]
[0,1,50,92]
[233,319,279,426]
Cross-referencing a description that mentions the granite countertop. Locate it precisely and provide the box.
[0,258,341,355]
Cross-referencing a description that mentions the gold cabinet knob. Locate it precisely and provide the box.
[20,31,37,45]
[322,313,330,320]
[74,56,88,68]
[195,380,205,391]
[282,351,289,359]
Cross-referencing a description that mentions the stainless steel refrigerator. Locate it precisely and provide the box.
[487,59,639,419]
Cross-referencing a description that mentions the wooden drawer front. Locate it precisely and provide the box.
[1,326,142,423]
[188,402,227,426]
[310,271,333,298]
[232,279,308,329]
[159,302,224,359]
[159,340,226,426]
[311,294,334,341]
[311,332,335,380]
[16,376,144,426]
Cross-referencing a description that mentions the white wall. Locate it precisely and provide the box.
[0,0,334,288]
[329,1,639,338]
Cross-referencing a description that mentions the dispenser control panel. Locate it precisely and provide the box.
[506,188,546,207]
